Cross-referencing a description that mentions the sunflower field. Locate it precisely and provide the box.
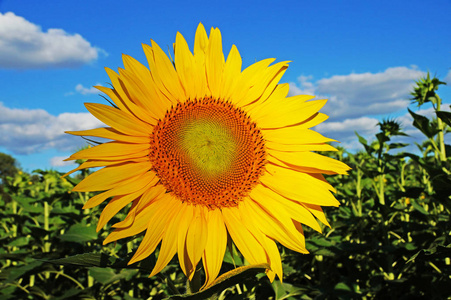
[0,74,450,300]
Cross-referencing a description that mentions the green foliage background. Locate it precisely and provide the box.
[0,75,450,299]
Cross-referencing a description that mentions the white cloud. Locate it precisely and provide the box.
[0,102,103,154]
[0,12,106,69]
[287,66,431,152]
[50,156,76,167]
[288,75,315,96]
[316,105,451,153]
[289,66,425,120]
[75,83,103,95]
[315,117,380,151]
[444,70,451,85]
[316,116,379,134]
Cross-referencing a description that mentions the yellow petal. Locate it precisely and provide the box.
[103,68,160,124]
[222,205,267,265]
[149,196,185,277]
[151,39,186,101]
[66,127,149,144]
[103,192,168,244]
[67,141,149,161]
[201,208,227,289]
[246,189,308,250]
[262,126,335,145]
[236,202,282,281]
[206,27,224,97]
[100,69,131,113]
[122,54,153,85]
[97,184,149,231]
[241,61,289,106]
[142,43,178,105]
[175,32,196,100]
[194,23,208,56]
[260,236,282,282]
[231,58,275,106]
[250,184,322,233]
[95,84,158,125]
[220,45,242,101]
[84,103,153,136]
[111,184,166,229]
[266,141,338,152]
[185,206,208,280]
[83,171,157,209]
[118,67,166,120]
[249,98,327,129]
[303,203,331,228]
[268,151,350,175]
[63,158,146,178]
[258,68,289,104]
[177,204,195,277]
[128,194,181,265]
[124,55,171,115]
[73,161,151,192]
[122,53,168,115]
[260,164,340,206]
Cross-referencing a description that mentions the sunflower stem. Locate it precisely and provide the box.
[188,266,202,294]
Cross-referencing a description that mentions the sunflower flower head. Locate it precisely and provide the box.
[65,23,350,288]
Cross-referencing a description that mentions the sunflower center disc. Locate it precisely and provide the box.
[149,97,266,209]
[178,119,237,178]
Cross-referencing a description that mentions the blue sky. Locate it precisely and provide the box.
[0,0,450,172]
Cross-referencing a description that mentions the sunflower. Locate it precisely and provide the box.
[65,23,349,287]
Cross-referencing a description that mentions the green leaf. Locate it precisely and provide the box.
[0,285,17,299]
[308,237,333,247]
[407,244,451,263]
[388,143,409,150]
[314,248,336,257]
[0,260,43,283]
[26,225,51,239]
[271,280,305,300]
[51,206,80,215]
[335,282,352,291]
[6,236,29,247]
[223,244,243,266]
[355,131,368,145]
[59,222,97,243]
[436,111,451,127]
[376,132,390,144]
[46,252,153,272]
[355,132,374,154]
[408,108,439,138]
[46,253,111,268]
[50,288,84,300]
[0,251,30,261]
[410,199,429,215]
[15,196,43,213]
[89,267,138,285]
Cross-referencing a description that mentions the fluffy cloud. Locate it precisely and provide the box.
[290,66,425,120]
[0,102,103,154]
[444,70,451,85]
[64,83,104,96]
[315,117,380,151]
[288,75,315,96]
[75,84,101,95]
[0,12,105,69]
[50,156,75,167]
[288,66,431,151]
[288,67,450,152]
[316,106,451,152]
